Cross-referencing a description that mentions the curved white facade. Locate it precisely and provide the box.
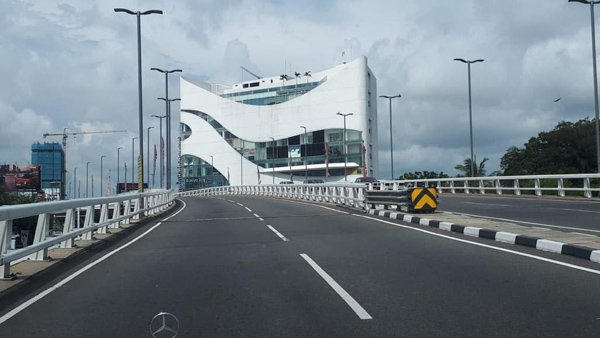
[179,56,378,186]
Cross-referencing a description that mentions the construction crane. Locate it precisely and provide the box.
[42,128,127,199]
[240,66,262,79]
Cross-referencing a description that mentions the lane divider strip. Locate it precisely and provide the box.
[300,254,372,320]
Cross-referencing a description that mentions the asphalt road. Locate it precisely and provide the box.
[0,196,599,337]
[437,194,600,234]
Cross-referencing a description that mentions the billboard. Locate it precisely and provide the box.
[0,164,41,193]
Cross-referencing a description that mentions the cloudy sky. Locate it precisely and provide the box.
[0,0,597,193]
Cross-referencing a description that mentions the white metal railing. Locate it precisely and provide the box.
[381,173,600,198]
[0,190,174,278]
[176,183,368,208]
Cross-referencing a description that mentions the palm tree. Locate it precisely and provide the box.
[280,74,289,86]
[304,71,311,83]
[294,72,301,85]
[455,157,489,177]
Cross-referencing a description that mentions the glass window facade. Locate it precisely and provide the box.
[220,81,321,106]
[179,110,366,190]
[31,142,64,193]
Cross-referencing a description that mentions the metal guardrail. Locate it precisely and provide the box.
[380,173,600,198]
[0,190,174,278]
[176,183,369,208]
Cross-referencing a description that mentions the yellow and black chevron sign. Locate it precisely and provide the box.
[409,188,438,212]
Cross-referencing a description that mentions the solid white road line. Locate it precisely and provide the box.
[557,208,600,214]
[443,211,600,234]
[0,200,188,326]
[353,214,600,276]
[245,207,252,212]
[266,225,289,242]
[462,201,511,207]
[300,254,372,320]
[443,194,600,205]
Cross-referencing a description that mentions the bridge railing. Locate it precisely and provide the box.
[0,189,174,278]
[381,173,600,198]
[176,183,369,208]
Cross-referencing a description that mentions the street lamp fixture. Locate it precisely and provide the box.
[151,114,167,188]
[131,137,138,191]
[336,112,353,182]
[454,58,484,177]
[86,161,91,198]
[117,147,123,193]
[100,155,106,196]
[569,0,600,173]
[300,126,307,181]
[152,68,183,190]
[235,147,243,185]
[269,137,275,184]
[147,126,154,187]
[379,94,401,179]
[114,8,163,193]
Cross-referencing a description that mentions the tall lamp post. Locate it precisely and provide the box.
[117,147,123,193]
[269,137,275,184]
[131,137,138,191]
[235,147,243,185]
[454,58,484,177]
[152,114,166,188]
[300,126,308,182]
[570,0,600,173]
[153,68,183,190]
[157,97,181,190]
[209,155,214,177]
[336,112,353,182]
[379,94,401,180]
[114,8,163,193]
[100,155,106,197]
[86,161,91,198]
[147,126,154,187]
[73,167,77,200]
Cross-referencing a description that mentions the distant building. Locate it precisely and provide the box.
[31,142,65,199]
[179,57,379,189]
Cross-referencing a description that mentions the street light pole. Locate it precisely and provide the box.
[570,0,600,173]
[336,112,354,182]
[269,137,275,184]
[153,69,182,190]
[114,8,163,193]
[73,167,77,199]
[379,94,401,179]
[152,114,166,188]
[236,147,243,185]
[117,147,123,193]
[100,155,106,197]
[86,161,91,198]
[147,126,154,187]
[300,126,307,181]
[131,137,138,191]
[454,58,484,177]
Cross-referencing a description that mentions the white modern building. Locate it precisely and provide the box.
[178,56,378,189]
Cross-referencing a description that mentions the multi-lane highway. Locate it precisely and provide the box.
[437,194,600,234]
[0,196,599,337]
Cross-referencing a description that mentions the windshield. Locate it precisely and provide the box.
[2,2,600,338]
